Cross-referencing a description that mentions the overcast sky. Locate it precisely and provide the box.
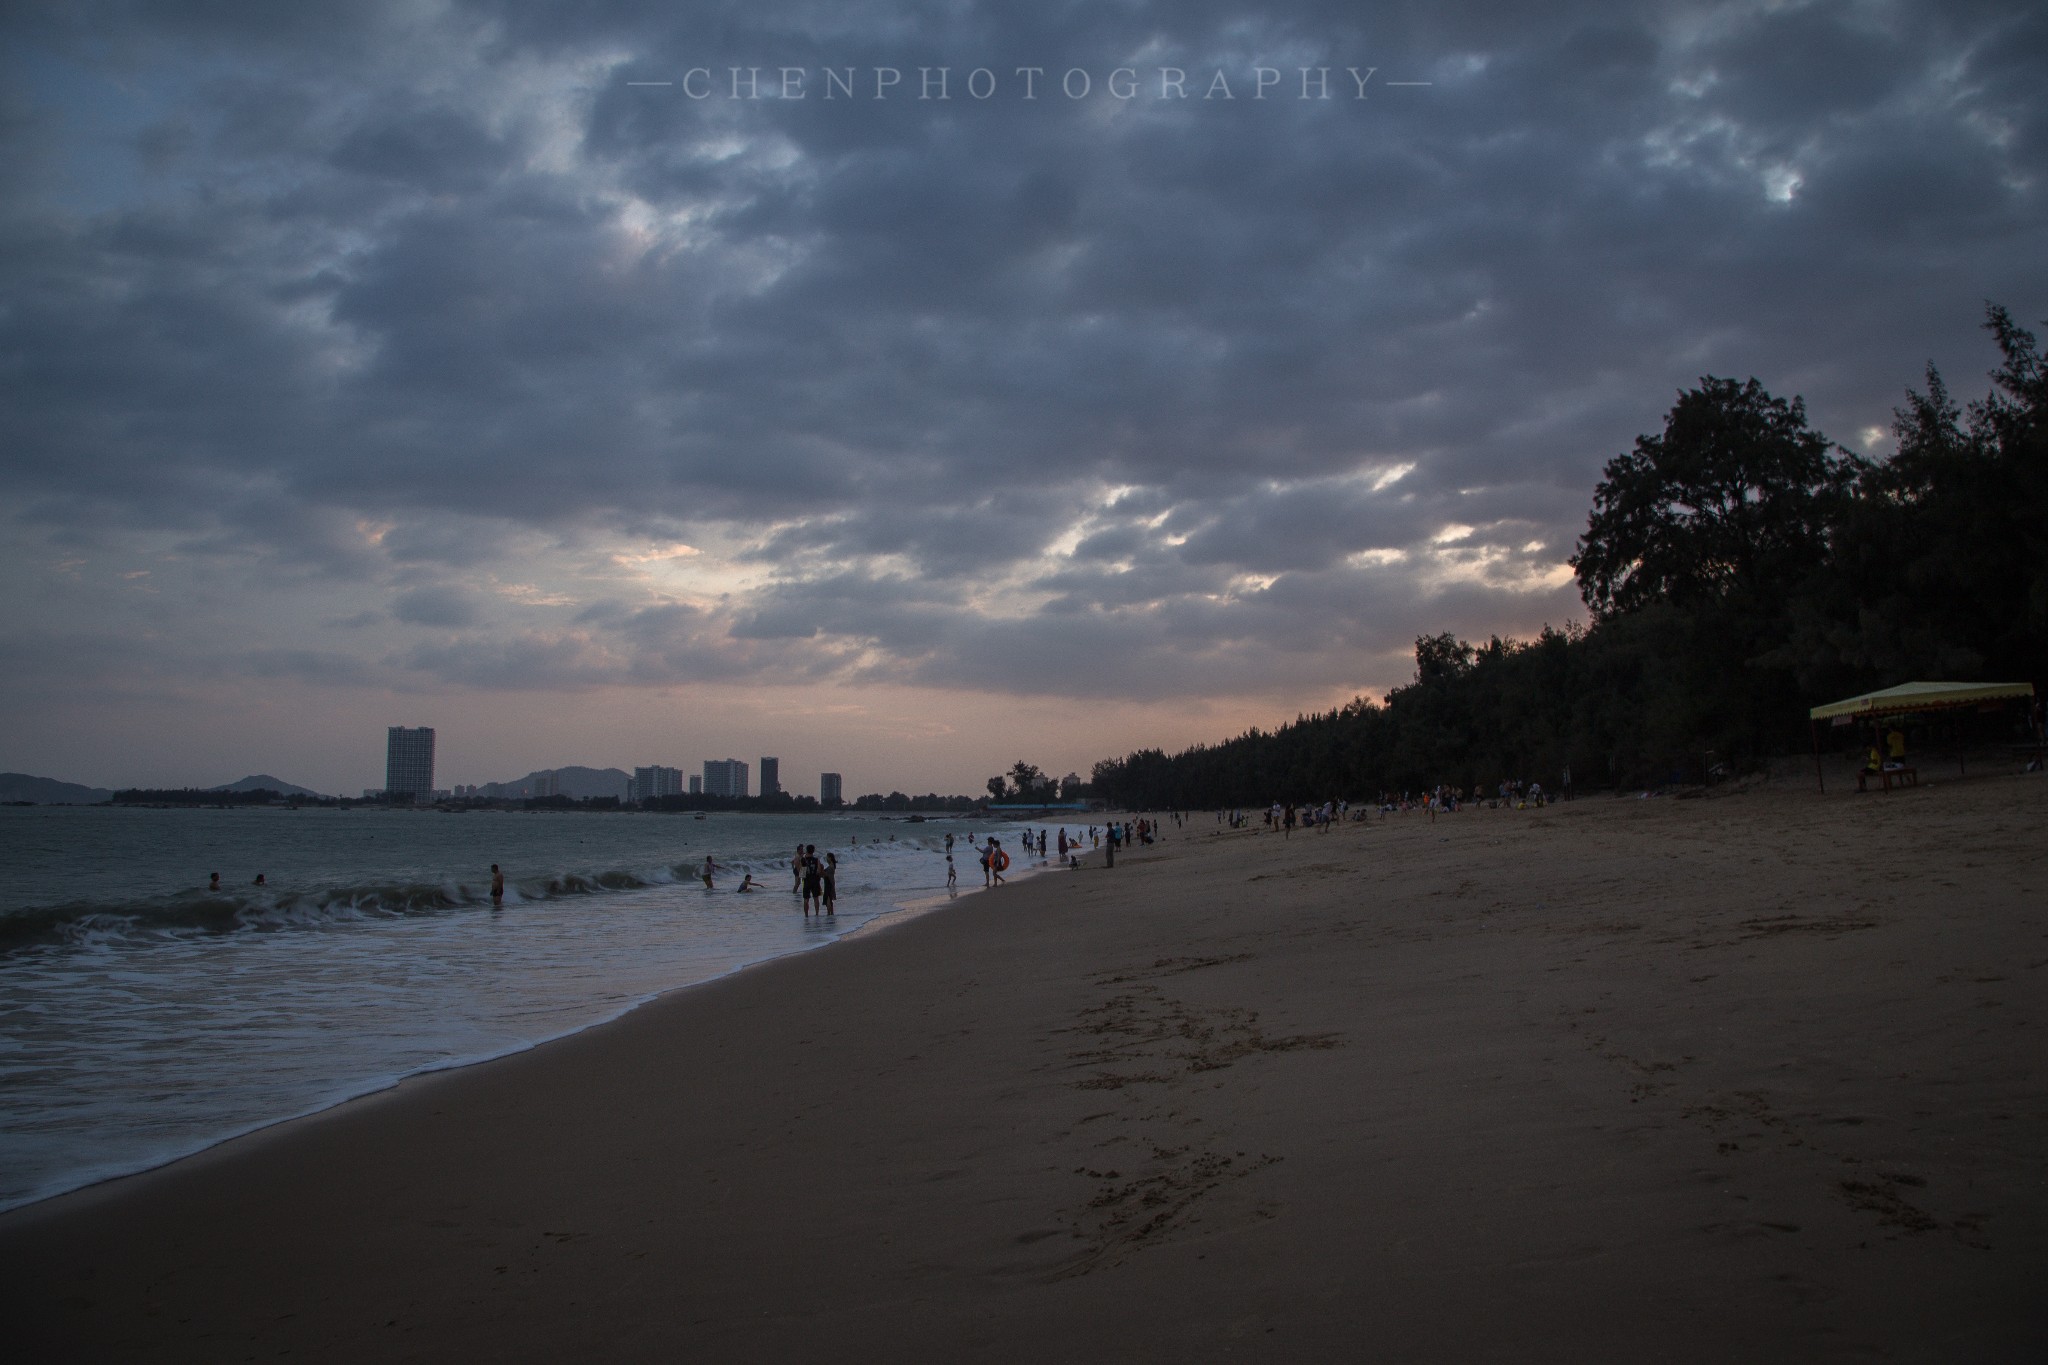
[3,0,2043,796]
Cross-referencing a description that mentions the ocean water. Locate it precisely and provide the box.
[0,804,1078,1212]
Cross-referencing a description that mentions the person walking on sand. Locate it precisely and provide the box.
[490,864,504,903]
[946,853,957,890]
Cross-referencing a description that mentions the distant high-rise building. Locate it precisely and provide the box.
[688,774,702,795]
[532,770,559,798]
[759,756,780,797]
[630,765,684,803]
[385,726,435,803]
[820,772,843,806]
[703,759,749,799]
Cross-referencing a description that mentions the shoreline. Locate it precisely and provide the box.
[0,849,1044,1216]
[6,782,2043,1360]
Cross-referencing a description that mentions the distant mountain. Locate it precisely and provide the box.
[211,774,325,799]
[481,766,630,801]
[0,772,114,804]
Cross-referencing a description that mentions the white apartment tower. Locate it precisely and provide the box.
[630,765,685,803]
[702,759,749,799]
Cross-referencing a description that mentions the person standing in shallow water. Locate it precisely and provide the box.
[802,845,823,916]
[490,864,504,903]
[822,852,837,914]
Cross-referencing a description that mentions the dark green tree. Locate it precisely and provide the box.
[1083,311,2042,805]
[1571,377,1860,619]
[1782,305,2048,688]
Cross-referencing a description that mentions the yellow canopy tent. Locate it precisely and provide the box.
[1808,680,2037,791]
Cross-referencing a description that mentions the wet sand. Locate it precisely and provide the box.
[6,773,2045,1361]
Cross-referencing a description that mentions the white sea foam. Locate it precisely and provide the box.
[0,806,1077,1210]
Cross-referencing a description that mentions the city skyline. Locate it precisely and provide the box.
[4,3,2044,797]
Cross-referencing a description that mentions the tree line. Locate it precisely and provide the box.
[109,787,334,806]
[1091,305,2047,809]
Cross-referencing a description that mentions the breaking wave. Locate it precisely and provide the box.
[0,860,718,953]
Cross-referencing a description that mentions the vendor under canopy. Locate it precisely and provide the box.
[1807,681,2037,792]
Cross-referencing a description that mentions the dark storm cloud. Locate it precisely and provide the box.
[240,648,381,685]
[391,584,486,628]
[3,0,2044,707]
[400,632,610,690]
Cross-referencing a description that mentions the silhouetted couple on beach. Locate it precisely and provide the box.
[796,845,835,916]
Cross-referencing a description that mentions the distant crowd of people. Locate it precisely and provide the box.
[1197,782,1565,834]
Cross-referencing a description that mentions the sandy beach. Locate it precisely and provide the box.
[5,773,2045,1362]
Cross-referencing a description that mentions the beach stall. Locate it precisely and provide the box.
[1808,680,2037,792]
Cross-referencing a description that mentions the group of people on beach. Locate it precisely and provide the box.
[1197,785,1563,835]
[1258,802,1348,835]
[696,847,837,914]
[791,845,836,915]
[930,824,1112,890]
